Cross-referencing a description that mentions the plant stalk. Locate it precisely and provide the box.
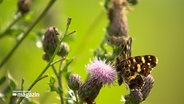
[0,0,56,69]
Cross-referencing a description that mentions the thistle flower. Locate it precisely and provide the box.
[78,58,116,103]
[86,58,116,85]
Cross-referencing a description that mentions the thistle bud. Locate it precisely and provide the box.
[68,74,82,91]
[17,0,31,15]
[124,75,155,103]
[141,75,154,101]
[124,90,143,104]
[78,76,102,103]
[42,53,50,62]
[57,42,70,57]
[42,26,59,60]
[107,0,129,37]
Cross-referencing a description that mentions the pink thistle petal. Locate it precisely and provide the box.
[86,58,116,85]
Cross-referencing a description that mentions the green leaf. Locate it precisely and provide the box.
[57,87,63,94]
[65,72,71,81]
[9,79,16,90]
[48,76,57,92]
[49,76,55,85]
[104,0,111,9]
[2,78,17,98]
[8,72,17,90]
[0,76,7,85]
[62,58,73,73]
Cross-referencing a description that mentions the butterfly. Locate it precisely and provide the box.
[115,37,158,89]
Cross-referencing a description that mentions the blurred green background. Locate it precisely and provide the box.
[0,0,184,104]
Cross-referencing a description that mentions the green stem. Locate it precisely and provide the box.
[58,59,64,104]
[51,65,58,77]
[74,90,79,103]
[54,18,73,104]
[17,75,48,104]
[100,35,107,53]
[15,0,57,103]
[0,0,56,69]
[21,78,24,91]
[51,62,64,104]
[16,17,74,103]
[104,0,110,9]
[51,52,67,103]
[50,58,66,66]
[0,12,22,39]
[50,58,64,104]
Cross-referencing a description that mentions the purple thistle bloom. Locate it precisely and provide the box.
[78,58,116,103]
[86,58,116,85]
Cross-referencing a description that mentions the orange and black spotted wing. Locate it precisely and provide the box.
[128,75,144,89]
[124,55,158,76]
[116,55,158,89]
[116,57,124,85]
[115,37,132,85]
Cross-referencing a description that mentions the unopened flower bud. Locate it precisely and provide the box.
[108,0,129,37]
[124,75,155,103]
[42,53,50,62]
[124,90,143,104]
[43,26,59,60]
[17,0,31,15]
[78,76,102,103]
[68,74,82,91]
[141,75,154,101]
[57,42,70,57]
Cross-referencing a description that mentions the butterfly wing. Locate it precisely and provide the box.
[116,57,124,85]
[116,55,158,89]
[127,55,158,76]
[128,75,144,89]
[115,37,132,85]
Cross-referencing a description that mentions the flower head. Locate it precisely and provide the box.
[17,0,31,15]
[124,90,143,104]
[78,76,102,103]
[42,26,59,61]
[86,58,116,85]
[141,74,154,100]
[78,58,116,103]
[123,75,155,103]
[68,74,82,91]
[57,42,70,57]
